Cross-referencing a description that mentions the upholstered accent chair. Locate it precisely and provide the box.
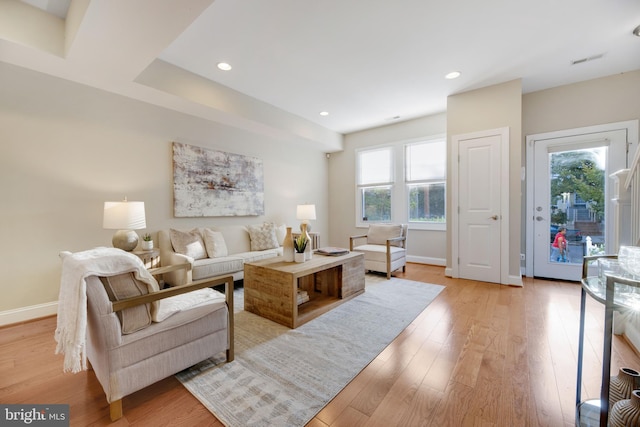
[84,263,234,421]
[350,224,408,279]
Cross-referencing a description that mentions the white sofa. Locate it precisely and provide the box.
[158,224,284,286]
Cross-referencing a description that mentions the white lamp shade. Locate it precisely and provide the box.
[296,204,317,221]
[103,201,146,230]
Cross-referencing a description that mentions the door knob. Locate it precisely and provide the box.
[490,215,499,220]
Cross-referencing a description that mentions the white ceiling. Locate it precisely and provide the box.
[4,0,640,151]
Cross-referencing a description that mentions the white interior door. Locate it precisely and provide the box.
[453,128,508,284]
[529,129,628,281]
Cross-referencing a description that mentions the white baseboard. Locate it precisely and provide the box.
[407,256,446,266]
[442,267,523,286]
[509,274,523,287]
[0,301,57,327]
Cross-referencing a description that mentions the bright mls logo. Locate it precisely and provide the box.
[1,405,69,426]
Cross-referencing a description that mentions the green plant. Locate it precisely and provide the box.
[142,233,152,242]
[294,235,308,253]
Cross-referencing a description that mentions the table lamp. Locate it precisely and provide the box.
[296,204,316,232]
[103,198,146,251]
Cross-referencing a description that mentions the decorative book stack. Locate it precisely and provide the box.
[297,289,309,305]
[316,247,349,256]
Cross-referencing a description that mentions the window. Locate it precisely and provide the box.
[357,147,393,222]
[406,140,446,225]
[356,137,446,230]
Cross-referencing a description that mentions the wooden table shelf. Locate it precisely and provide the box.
[243,252,365,328]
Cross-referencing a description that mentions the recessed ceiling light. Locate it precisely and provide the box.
[319,111,329,116]
[445,71,461,79]
[217,62,232,71]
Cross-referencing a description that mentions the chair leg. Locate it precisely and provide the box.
[110,399,123,421]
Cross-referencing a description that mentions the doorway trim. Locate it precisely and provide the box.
[451,127,510,284]
[525,120,639,277]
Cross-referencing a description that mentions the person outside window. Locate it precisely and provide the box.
[551,227,568,262]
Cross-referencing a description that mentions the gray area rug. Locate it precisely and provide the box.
[176,274,444,427]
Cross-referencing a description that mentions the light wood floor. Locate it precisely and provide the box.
[2,263,639,426]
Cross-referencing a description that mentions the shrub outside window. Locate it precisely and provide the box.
[361,186,392,222]
[408,182,445,223]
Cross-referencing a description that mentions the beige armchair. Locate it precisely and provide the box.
[350,224,408,279]
[67,258,234,421]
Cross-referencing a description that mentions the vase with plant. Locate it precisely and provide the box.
[294,234,307,263]
[141,233,153,251]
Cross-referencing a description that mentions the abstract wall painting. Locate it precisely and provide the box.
[172,142,264,217]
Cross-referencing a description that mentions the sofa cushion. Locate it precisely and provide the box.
[99,273,153,334]
[234,248,282,263]
[367,224,404,247]
[170,228,207,260]
[202,228,228,258]
[248,223,279,251]
[114,300,228,370]
[211,225,252,255]
[192,256,245,281]
[352,244,406,262]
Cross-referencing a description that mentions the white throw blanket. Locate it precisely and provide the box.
[55,247,159,373]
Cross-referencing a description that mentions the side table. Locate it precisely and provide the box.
[132,248,160,269]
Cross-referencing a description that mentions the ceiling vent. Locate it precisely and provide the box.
[570,54,604,66]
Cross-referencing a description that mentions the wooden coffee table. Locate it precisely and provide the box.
[243,252,365,328]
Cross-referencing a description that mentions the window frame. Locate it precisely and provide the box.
[355,146,394,226]
[404,138,447,231]
[355,135,446,231]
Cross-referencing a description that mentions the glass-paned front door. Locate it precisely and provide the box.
[532,129,628,280]
[548,147,606,265]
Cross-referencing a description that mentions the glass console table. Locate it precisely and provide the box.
[576,254,640,427]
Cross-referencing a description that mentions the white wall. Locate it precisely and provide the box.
[523,70,640,136]
[447,79,523,283]
[0,62,329,318]
[328,113,448,265]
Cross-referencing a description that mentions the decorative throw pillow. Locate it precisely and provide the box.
[248,223,280,251]
[273,223,287,246]
[100,273,153,334]
[367,224,404,247]
[169,228,207,260]
[202,228,229,258]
